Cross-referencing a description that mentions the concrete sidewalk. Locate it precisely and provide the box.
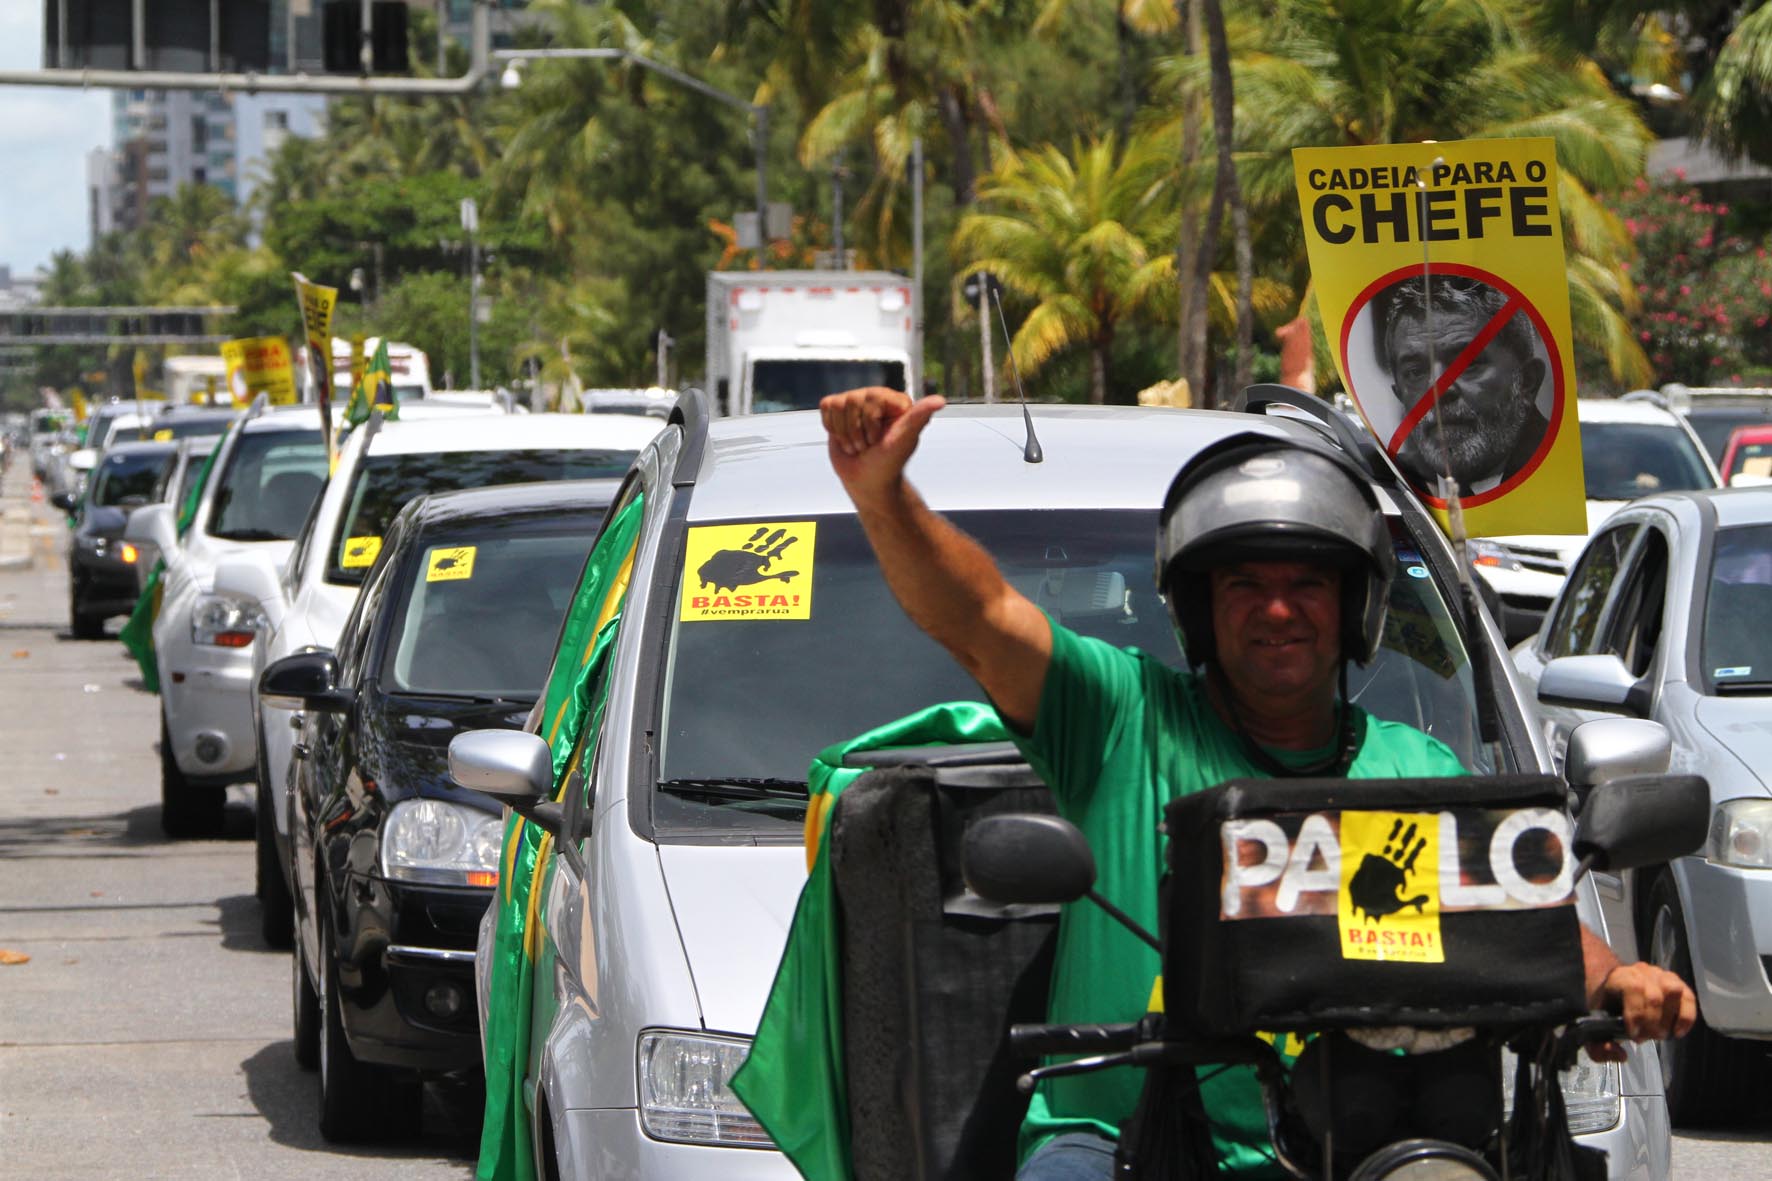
[0,457,58,572]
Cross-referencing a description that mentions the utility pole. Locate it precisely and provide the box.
[912,137,924,395]
[656,329,674,388]
[832,157,845,267]
[979,283,994,403]
[462,197,481,389]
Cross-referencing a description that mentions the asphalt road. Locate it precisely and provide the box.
[4,463,1772,1179]
[0,467,476,1180]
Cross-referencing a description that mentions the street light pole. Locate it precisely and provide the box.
[462,197,481,389]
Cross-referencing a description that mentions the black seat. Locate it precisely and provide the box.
[828,757,1059,1181]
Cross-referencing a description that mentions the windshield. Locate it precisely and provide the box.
[1703,524,1772,694]
[1581,421,1714,501]
[381,523,599,698]
[91,450,173,507]
[1685,405,1772,464]
[749,359,906,414]
[206,429,329,541]
[656,512,1492,830]
[326,448,635,585]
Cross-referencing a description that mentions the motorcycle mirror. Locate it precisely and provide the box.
[964,813,1096,905]
[1571,773,1709,875]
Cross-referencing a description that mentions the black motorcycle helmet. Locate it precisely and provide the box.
[1156,432,1395,668]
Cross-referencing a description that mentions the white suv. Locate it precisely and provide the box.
[215,411,664,945]
[125,405,330,836]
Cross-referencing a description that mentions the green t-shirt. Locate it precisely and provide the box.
[1014,619,1468,1175]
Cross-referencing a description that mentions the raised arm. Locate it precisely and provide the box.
[821,388,1051,731]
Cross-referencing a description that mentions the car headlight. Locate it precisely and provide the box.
[190,593,266,648]
[1468,539,1524,572]
[637,1030,773,1148]
[1501,1047,1621,1135]
[380,798,502,887]
[1709,799,1772,869]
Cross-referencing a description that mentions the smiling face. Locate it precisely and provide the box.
[1209,560,1344,707]
[1386,308,1546,487]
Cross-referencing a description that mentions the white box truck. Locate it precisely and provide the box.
[294,337,434,403]
[705,270,916,415]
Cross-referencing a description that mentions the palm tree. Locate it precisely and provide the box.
[953,132,1179,404]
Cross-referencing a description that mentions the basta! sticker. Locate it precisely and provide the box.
[1337,811,1445,963]
[342,536,382,568]
[680,521,816,621]
[426,545,477,582]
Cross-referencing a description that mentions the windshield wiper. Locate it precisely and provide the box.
[1714,680,1772,696]
[210,528,286,541]
[657,777,809,800]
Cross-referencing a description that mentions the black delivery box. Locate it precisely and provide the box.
[1161,775,1587,1035]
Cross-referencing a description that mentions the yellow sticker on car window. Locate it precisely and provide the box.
[679,521,816,621]
[341,536,382,568]
[153,429,174,442]
[427,545,477,582]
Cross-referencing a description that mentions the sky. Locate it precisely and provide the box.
[0,7,111,275]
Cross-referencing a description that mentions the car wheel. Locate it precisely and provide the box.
[69,582,103,639]
[159,716,223,838]
[1648,873,1767,1126]
[256,778,294,949]
[317,919,422,1142]
[292,932,319,1070]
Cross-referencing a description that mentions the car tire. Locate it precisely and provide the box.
[1648,873,1767,1126]
[159,716,223,839]
[292,932,320,1071]
[256,778,294,949]
[69,582,104,640]
[317,919,422,1142]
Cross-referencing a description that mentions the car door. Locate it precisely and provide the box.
[1520,519,1643,766]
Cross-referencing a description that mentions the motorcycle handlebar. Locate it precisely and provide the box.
[1009,1022,1142,1057]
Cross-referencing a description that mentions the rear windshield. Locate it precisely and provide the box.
[1581,421,1714,501]
[205,430,329,541]
[326,448,636,585]
[655,511,1493,833]
[750,360,905,414]
[1725,437,1772,482]
[91,450,174,507]
[380,521,601,698]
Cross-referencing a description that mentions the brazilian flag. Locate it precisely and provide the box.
[728,702,1010,1181]
[343,338,398,430]
[476,494,646,1181]
[120,426,230,693]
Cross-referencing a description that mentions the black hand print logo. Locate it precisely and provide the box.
[1347,818,1431,922]
[697,527,801,593]
[347,539,374,560]
[432,554,462,572]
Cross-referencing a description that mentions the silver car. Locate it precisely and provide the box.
[1514,485,1772,1125]
[456,395,1674,1178]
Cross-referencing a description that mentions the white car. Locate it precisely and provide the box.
[125,405,330,836]
[216,411,664,946]
[1472,397,1720,644]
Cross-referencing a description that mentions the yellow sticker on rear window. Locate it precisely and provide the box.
[427,545,477,582]
[153,429,174,442]
[679,521,816,621]
[341,536,382,568]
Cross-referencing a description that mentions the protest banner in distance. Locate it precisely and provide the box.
[292,272,339,451]
[1293,137,1586,537]
[220,336,298,406]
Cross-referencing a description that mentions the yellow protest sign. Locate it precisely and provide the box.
[1293,138,1585,536]
[291,273,339,402]
[69,389,89,423]
[426,546,477,582]
[341,536,382,568]
[679,522,816,621]
[221,336,298,407]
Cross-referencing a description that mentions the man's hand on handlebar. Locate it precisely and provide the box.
[1585,961,1696,1063]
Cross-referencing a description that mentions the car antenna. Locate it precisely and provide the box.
[989,283,1043,464]
[1415,160,1502,758]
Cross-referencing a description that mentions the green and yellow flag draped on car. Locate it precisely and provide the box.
[119,426,230,694]
[343,338,398,430]
[476,493,646,1181]
[729,701,1011,1181]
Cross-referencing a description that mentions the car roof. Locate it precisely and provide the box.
[238,406,324,433]
[688,404,1306,521]
[1576,398,1685,425]
[101,439,179,459]
[1621,486,1772,529]
[407,478,625,532]
[363,412,661,456]
[1724,424,1772,444]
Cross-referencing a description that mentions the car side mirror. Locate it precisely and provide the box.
[259,650,354,713]
[1538,654,1652,717]
[964,813,1097,905]
[448,729,563,837]
[1565,717,1671,794]
[50,490,77,513]
[125,503,177,556]
[1572,773,1710,874]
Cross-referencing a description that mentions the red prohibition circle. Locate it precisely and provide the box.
[1337,263,1565,510]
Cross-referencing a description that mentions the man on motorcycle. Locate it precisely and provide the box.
[819,387,1695,1180]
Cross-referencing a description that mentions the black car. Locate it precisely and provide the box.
[260,479,619,1143]
[55,440,177,638]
